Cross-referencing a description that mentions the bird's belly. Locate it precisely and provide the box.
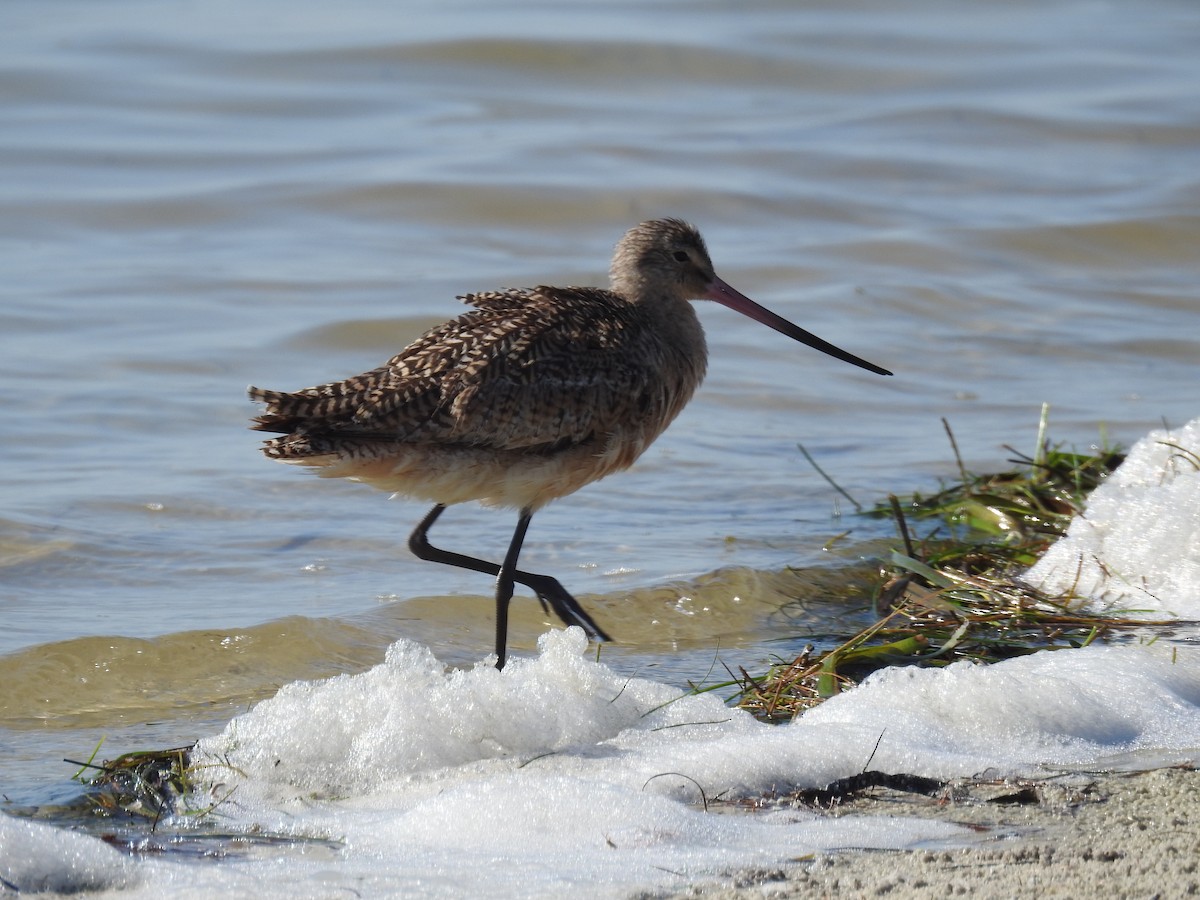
[284,433,650,511]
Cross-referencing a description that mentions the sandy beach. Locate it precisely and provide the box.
[676,766,1200,898]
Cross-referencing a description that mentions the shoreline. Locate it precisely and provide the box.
[674,765,1200,898]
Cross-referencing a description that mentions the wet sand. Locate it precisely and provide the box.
[672,766,1200,898]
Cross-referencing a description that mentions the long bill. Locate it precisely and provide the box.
[706,278,893,377]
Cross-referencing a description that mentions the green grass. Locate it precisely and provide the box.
[732,413,1168,723]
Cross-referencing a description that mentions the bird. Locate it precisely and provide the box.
[249,218,892,669]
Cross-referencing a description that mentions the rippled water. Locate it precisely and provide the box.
[3,0,1198,816]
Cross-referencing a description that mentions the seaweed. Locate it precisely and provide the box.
[732,410,1173,723]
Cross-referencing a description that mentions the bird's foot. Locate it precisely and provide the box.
[520,573,612,643]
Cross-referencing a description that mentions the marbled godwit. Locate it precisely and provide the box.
[249,219,891,668]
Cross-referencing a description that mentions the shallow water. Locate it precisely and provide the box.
[2,0,1199,879]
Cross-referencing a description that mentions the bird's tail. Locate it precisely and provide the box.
[247,384,355,434]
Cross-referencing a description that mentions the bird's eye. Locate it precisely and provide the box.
[672,251,690,262]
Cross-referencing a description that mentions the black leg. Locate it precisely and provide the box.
[493,511,532,669]
[407,504,612,667]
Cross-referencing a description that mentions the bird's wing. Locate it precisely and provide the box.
[252,288,666,453]
[436,289,666,450]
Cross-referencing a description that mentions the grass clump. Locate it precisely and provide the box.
[734,410,1164,723]
[67,742,200,824]
[62,739,243,832]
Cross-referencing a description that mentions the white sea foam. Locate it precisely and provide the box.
[8,632,1199,897]
[1025,417,1200,616]
[0,816,141,894]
